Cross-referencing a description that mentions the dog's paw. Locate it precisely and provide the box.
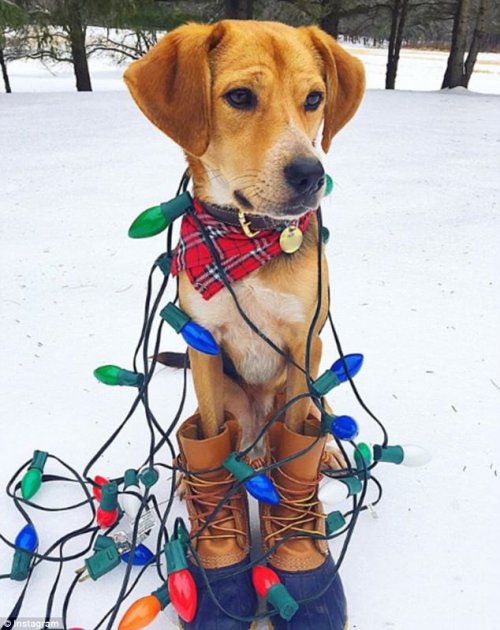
[175,465,187,500]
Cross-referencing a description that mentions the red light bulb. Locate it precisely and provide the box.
[92,475,109,501]
[252,565,280,597]
[165,539,197,623]
[251,565,299,622]
[96,506,119,528]
[96,481,119,529]
[168,569,197,623]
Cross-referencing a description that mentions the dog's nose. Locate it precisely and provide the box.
[284,157,325,195]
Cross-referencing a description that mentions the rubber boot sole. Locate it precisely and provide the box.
[178,621,258,629]
[268,622,348,629]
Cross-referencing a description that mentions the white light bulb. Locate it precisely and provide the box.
[122,469,142,520]
[399,444,432,467]
[318,475,362,508]
[374,443,432,467]
[122,489,142,520]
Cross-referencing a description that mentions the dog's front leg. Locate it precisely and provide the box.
[188,348,224,438]
[285,335,322,432]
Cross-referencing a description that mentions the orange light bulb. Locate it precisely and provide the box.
[118,595,161,630]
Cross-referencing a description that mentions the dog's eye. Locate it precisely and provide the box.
[305,92,324,111]
[224,88,256,110]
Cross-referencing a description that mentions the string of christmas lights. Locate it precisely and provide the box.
[0,170,430,630]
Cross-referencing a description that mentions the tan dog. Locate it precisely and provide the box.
[124,20,364,450]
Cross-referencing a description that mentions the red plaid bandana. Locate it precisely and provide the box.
[171,198,313,300]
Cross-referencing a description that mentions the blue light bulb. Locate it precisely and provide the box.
[160,303,220,356]
[11,523,39,580]
[245,474,280,506]
[15,524,38,552]
[330,353,364,383]
[330,415,359,441]
[181,320,220,356]
[223,453,280,506]
[121,544,155,566]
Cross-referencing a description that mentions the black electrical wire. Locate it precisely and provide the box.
[327,308,389,446]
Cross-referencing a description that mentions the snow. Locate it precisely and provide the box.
[1,77,500,630]
[344,45,500,94]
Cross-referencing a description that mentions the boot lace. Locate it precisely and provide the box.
[182,463,246,541]
[262,464,325,545]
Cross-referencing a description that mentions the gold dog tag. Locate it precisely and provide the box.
[279,225,303,254]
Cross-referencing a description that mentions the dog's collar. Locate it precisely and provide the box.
[198,198,312,239]
[171,199,315,299]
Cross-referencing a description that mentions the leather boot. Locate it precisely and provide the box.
[177,412,257,629]
[260,416,348,630]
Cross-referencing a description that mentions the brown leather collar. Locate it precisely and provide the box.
[200,201,298,232]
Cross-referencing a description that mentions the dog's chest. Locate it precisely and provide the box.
[185,276,304,385]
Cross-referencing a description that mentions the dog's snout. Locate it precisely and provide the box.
[284,157,325,195]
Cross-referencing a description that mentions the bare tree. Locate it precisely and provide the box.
[442,0,490,88]
[85,1,205,61]
[0,44,10,91]
[13,1,143,91]
[0,0,25,92]
[385,0,409,89]
[13,0,96,91]
[87,28,161,61]
[65,0,91,90]
[463,0,488,85]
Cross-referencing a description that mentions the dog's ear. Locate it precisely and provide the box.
[302,26,365,153]
[124,23,225,157]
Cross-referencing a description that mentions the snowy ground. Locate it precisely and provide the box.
[1,74,500,630]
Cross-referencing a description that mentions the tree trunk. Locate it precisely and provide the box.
[320,9,340,38]
[463,0,488,87]
[67,1,92,92]
[441,0,471,88]
[0,46,11,93]
[386,0,409,89]
[386,0,400,89]
[319,0,342,38]
[224,0,253,19]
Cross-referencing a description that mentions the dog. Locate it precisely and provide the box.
[124,19,365,629]
[124,20,365,451]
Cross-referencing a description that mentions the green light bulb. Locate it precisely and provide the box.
[128,205,168,239]
[128,192,192,239]
[21,468,42,500]
[21,450,48,500]
[94,365,144,387]
[354,442,372,471]
[324,174,334,197]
